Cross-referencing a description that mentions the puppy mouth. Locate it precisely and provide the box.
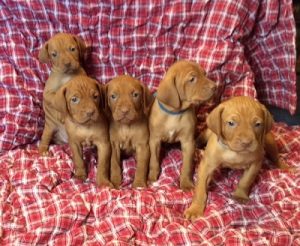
[61,61,80,73]
[75,115,98,125]
[188,95,214,105]
[76,118,93,124]
[114,113,137,124]
[116,116,135,124]
[228,143,258,153]
[64,66,79,74]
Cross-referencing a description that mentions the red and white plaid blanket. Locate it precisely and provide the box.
[0,0,299,245]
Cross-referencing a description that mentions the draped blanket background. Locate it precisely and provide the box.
[0,1,299,245]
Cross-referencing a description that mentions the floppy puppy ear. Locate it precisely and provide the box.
[142,84,154,115]
[96,83,106,109]
[102,84,111,117]
[206,104,225,138]
[157,73,181,109]
[39,43,49,63]
[53,86,68,114]
[261,105,274,134]
[73,35,86,62]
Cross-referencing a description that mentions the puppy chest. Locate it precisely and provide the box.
[119,139,134,153]
[54,125,68,144]
[221,150,260,169]
[70,125,102,146]
[161,118,194,142]
[78,130,95,146]
[113,127,136,152]
[114,133,135,153]
[162,129,180,142]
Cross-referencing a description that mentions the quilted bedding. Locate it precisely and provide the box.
[0,0,299,245]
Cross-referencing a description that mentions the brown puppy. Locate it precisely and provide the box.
[184,96,288,220]
[106,75,154,188]
[148,60,216,191]
[38,33,86,155]
[53,75,112,188]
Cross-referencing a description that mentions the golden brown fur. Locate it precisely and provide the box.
[106,75,154,188]
[53,75,112,188]
[148,60,216,191]
[184,96,289,220]
[38,33,86,155]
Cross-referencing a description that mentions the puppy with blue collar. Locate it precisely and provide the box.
[148,60,216,191]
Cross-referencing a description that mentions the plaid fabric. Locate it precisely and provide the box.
[0,123,299,245]
[0,0,299,245]
[0,0,296,152]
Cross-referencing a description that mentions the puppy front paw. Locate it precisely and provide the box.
[96,178,114,189]
[180,178,194,191]
[232,188,250,203]
[74,169,87,181]
[111,174,122,189]
[148,170,159,183]
[184,203,204,221]
[132,179,147,188]
[38,145,49,156]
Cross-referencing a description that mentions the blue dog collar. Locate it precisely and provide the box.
[154,92,187,115]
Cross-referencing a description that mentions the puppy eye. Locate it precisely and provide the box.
[111,94,117,100]
[93,94,99,100]
[71,96,80,104]
[227,121,236,127]
[189,77,197,84]
[69,47,76,52]
[255,122,262,128]
[132,92,140,98]
[51,52,57,58]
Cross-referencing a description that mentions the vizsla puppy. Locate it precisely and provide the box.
[184,96,289,220]
[148,60,216,191]
[53,75,112,188]
[38,33,86,155]
[106,75,154,188]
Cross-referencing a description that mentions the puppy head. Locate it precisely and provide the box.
[39,33,86,73]
[157,60,216,110]
[106,75,153,125]
[54,75,105,125]
[206,96,274,152]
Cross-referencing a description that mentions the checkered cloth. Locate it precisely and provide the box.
[0,0,299,245]
[0,124,300,245]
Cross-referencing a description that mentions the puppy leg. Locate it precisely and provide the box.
[232,161,262,203]
[148,137,161,183]
[95,142,113,188]
[110,143,122,188]
[180,138,195,191]
[69,141,87,181]
[39,123,54,155]
[184,157,214,220]
[133,144,150,188]
[264,132,291,170]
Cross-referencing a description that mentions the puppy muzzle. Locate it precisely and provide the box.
[114,108,139,124]
[63,61,80,73]
[73,109,99,124]
[228,138,258,153]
